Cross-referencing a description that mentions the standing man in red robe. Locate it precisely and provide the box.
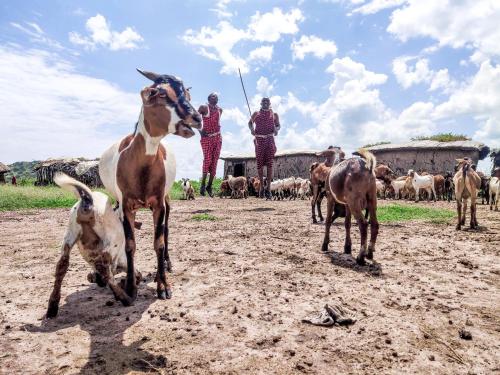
[198,93,222,197]
[248,97,280,199]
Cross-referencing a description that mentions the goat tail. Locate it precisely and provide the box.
[357,148,377,173]
[54,173,93,206]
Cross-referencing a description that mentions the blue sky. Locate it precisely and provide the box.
[1,0,499,177]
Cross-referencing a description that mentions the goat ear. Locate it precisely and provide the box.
[455,158,463,163]
[140,87,159,103]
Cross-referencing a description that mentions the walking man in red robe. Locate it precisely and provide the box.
[198,93,222,197]
[248,97,280,199]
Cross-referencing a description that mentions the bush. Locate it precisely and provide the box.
[363,141,391,148]
[411,133,471,142]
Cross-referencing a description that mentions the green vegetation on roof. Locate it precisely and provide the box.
[363,141,391,148]
[410,133,471,142]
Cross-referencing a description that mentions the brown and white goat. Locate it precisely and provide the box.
[46,174,142,318]
[227,175,248,198]
[453,158,481,230]
[310,149,337,223]
[322,149,379,265]
[181,178,195,200]
[99,69,201,303]
[489,167,500,211]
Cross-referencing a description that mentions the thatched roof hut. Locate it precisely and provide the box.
[221,149,336,179]
[34,158,102,187]
[365,140,490,175]
[0,162,11,184]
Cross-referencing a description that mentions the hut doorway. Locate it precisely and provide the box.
[233,162,245,177]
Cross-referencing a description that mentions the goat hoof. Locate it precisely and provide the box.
[157,288,172,300]
[46,303,59,319]
[165,260,173,273]
[135,272,143,285]
[367,251,373,260]
[120,297,133,307]
[356,256,366,266]
[125,284,137,301]
[455,225,461,231]
[344,245,352,254]
[321,242,329,252]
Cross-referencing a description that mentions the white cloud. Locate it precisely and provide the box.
[210,0,234,18]
[388,0,500,59]
[182,8,303,75]
[248,8,304,42]
[326,57,387,93]
[182,21,250,75]
[291,35,337,60]
[0,45,207,179]
[392,56,453,92]
[69,14,144,51]
[248,45,273,64]
[433,60,500,120]
[351,0,406,15]
[256,76,274,96]
[10,22,64,50]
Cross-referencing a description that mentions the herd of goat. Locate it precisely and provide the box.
[180,163,500,211]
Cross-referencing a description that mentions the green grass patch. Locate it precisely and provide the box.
[362,141,391,148]
[0,177,225,211]
[411,133,470,142]
[377,204,454,224]
[170,178,223,200]
[191,213,219,221]
[0,184,78,211]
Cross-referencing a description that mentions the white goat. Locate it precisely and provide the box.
[46,173,141,318]
[408,169,436,202]
[282,176,296,199]
[391,178,407,200]
[489,177,499,211]
[181,178,195,200]
[270,179,284,200]
[297,179,311,199]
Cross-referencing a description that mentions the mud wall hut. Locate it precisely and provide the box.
[0,162,10,184]
[365,140,490,176]
[221,150,328,179]
[34,158,102,187]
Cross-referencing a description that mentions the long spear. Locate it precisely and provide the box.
[238,67,252,117]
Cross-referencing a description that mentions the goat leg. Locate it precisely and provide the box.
[456,200,462,230]
[321,194,334,253]
[46,238,75,318]
[343,207,352,254]
[122,208,138,301]
[164,198,173,273]
[154,203,172,299]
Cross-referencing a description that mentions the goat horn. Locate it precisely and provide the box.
[136,68,161,82]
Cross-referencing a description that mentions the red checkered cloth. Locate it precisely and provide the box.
[201,105,222,176]
[254,109,277,169]
[201,135,222,176]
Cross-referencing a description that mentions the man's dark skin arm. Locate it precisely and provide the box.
[198,104,208,137]
[248,112,258,135]
[273,113,280,136]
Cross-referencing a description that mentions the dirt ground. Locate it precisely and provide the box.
[0,197,499,374]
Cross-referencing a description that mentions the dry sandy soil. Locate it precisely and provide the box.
[0,198,499,374]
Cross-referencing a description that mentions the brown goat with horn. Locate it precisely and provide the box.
[453,157,481,230]
[321,149,379,265]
